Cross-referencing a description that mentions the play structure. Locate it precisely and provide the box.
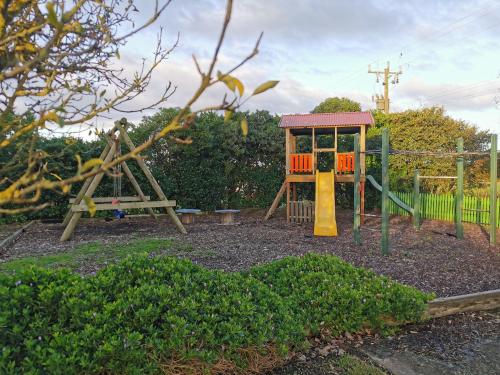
[60,118,186,241]
[265,112,375,236]
[265,113,498,251]
[352,129,498,253]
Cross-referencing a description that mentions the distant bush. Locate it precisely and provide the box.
[0,254,432,374]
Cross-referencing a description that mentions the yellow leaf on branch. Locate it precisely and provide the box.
[81,158,104,173]
[240,117,248,137]
[252,80,279,96]
[83,196,96,217]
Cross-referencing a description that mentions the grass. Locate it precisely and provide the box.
[0,237,213,274]
[335,354,386,375]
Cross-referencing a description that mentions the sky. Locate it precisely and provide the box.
[74,0,500,135]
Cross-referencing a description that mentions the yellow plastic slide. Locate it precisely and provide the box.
[314,170,338,236]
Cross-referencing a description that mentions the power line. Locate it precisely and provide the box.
[425,80,500,101]
[385,2,500,70]
[333,2,500,87]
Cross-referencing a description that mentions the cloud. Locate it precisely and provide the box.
[44,0,500,135]
[397,78,500,111]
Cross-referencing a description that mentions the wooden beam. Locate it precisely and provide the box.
[285,174,365,183]
[314,148,336,153]
[311,128,316,174]
[287,175,315,183]
[116,121,187,234]
[360,181,365,225]
[424,289,500,319]
[120,161,157,219]
[60,142,117,241]
[334,127,338,174]
[69,196,150,203]
[286,182,290,222]
[71,200,175,212]
[0,221,36,252]
[265,181,287,220]
[489,134,497,246]
[285,128,291,175]
[418,176,457,179]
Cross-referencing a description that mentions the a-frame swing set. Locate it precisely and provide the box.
[60,118,186,241]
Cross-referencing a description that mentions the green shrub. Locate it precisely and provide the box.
[0,254,432,374]
[248,254,430,334]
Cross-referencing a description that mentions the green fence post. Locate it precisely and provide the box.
[456,138,464,240]
[353,134,361,245]
[490,134,497,245]
[413,169,420,230]
[381,128,390,254]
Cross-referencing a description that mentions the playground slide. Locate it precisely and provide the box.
[365,175,414,215]
[314,170,338,236]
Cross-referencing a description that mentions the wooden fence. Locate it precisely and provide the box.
[386,192,500,227]
[289,200,314,223]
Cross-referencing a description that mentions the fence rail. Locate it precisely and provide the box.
[386,191,500,227]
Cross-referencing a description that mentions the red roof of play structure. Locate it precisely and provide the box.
[279,112,374,128]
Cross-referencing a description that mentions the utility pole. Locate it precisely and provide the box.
[368,61,402,113]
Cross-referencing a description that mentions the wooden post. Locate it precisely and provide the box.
[60,142,117,241]
[334,127,338,174]
[312,128,316,173]
[285,129,291,174]
[359,127,366,224]
[489,134,497,245]
[381,128,390,255]
[120,161,156,219]
[117,121,187,234]
[413,169,421,230]
[360,125,366,175]
[62,142,111,226]
[286,182,290,222]
[456,137,464,240]
[360,181,365,225]
[353,134,361,245]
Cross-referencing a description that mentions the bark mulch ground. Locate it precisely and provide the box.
[1,209,498,297]
[1,209,499,374]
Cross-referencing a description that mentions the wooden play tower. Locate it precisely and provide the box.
[265,112,375,227]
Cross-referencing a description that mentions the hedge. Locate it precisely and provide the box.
[0,254,432,374]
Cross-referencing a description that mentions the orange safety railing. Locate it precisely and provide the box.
[289,153,313,173]
[337,152,354,173]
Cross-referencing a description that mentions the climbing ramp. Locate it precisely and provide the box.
[314,170,338,236]
[365,175,414,215]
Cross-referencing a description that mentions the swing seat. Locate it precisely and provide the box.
[113,209,126,219]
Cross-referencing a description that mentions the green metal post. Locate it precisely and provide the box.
[353,133,361,245]
[381,128,390,254]
[413,169,420,230]
[456,138,464,240]
[490,134,497,245]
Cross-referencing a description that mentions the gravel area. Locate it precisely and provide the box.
[361,309,500,375]
[270,309,500,375]
[1,209,498,297]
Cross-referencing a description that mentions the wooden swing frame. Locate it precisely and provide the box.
[60,119,187,241]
